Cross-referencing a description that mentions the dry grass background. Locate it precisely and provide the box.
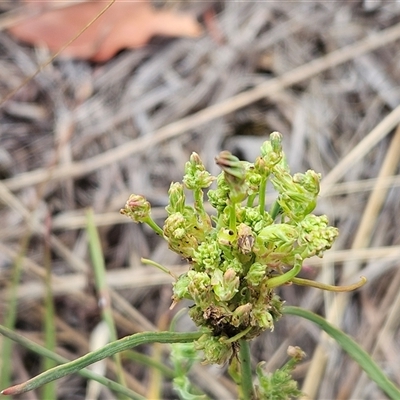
[1,1,400,399]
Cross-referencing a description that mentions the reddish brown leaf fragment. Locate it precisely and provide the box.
[7,0,203,62]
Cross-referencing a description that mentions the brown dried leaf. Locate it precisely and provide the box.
[7,0,203,62]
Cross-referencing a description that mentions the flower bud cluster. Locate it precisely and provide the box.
[121,132,338,364]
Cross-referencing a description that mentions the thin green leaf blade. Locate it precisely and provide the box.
[282,306,400,400]
[0,328,202,396]
[86,208,126,393]
[0,323,144,399]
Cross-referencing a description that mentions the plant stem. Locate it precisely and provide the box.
[193,188,207,220]
[269,200,281,220]
[141,258,177,279]
[1,330,202,396]
[258,177,267,216]
[238,340,254,400]
[291,276,367,292]
[225,327,252,344]
[145,217,164,236]
[229,202,237,232]
[247,193,256,208]
[0,324,143,400]
[42,213,56,400]
[266,257,302,288]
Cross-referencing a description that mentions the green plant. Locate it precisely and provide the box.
[1,132,398,399]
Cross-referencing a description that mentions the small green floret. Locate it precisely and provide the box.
[194,333,233,365]
[183,152,215,190]
[255,346,305,399]
[120,194,151,223]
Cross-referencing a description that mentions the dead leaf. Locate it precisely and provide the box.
[7,0,203,62]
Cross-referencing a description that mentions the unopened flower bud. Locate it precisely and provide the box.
[246,262,266,286]
[293,170,320,196]
[260,132,283,168]
[287,346,306,362]
[215,151,247,203]
[251,305,273,330]
[212,268,239,302]
[187,271,212,307]
[163,213,199,258]
[183,152,215,189]
[172,273,192,301]
[257,223,298,253]
[270,131,283,152]
[120,194,151,223]
[254,156,269,178]
[166,182,186,215]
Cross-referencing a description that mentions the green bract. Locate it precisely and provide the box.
[121,132,339,364]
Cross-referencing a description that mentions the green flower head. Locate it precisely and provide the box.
[122,132,351,353]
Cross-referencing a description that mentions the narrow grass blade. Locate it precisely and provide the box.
[0,324,144,399]
[0,328,202,396]
[42,213,56,399]
[86,208,126,394]
[282,306,400,400]
[0,234,31,395]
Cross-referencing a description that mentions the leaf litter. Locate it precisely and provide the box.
[7,0,203,61]
[0,1,400,399]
